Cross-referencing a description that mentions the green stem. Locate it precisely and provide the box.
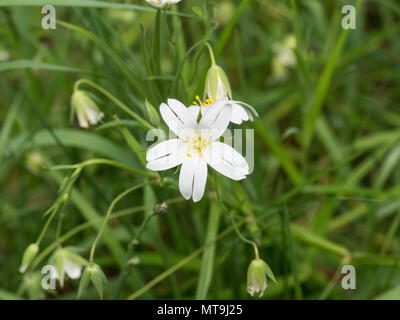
[36,195,68,246]
[206,42,216,66]
[113,212,158,299]
[74,79,154,130]
[230,213,259,259]
[31,197,184,270]
[51,158,157,180]
[89,183,150,264]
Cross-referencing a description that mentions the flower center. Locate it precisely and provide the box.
[185,133,210,158]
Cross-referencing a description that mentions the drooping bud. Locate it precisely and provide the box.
[19,243,39,273]
[71,90,104,128]
[246,258,276,298]
[204,64,232,100]
[78,263,107,299]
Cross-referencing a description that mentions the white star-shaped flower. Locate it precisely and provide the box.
[146,98,250,202]
[145,0,182,9]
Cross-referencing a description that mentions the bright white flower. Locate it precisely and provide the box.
[189,96,258,125]
[145,0,182,9]
[71,90,104,128]
[146,98,250,202]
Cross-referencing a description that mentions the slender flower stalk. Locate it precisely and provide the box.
[146,98,250,202]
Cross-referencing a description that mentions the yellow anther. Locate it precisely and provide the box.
[187,153,192,158]
[195,95,200,100]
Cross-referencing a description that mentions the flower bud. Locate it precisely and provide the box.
[204,64,232,100]
[71,90,104,128]
[247,258,276,298]
[78,263,107,299]
[19,243,39,273]
[145,99,160,126]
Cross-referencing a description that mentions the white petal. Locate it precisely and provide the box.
[76,108,89,128]
[230,103,249,125]
[167,99,197,128]
[198,98,228,130]
[198,100,232,141]
[188,105,200,119]
[205,142,249,180]
[146,152,183,171]
[64,259,82,279]
[192,159,208,202]
[231,100,258,123]
[160,103,195,140]
[146,139,184,161]
[179,158,196,200]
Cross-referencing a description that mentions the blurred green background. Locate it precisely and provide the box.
[0,0,400,299]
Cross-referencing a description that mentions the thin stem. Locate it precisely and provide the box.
[51,158,157,180]
[229,213,259,259]
[113,212,158,299]
[74,79,154,130]
[55,211,65,248]
[36,195,68,246]
[89,183,150,264]
[31,197,184,269]
[206,42,216,66]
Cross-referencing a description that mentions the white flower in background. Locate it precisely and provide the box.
[203,64,258,125]
[71,90,104,128]
[145,0,182,9]
[271,34,297,82]
[146,99,250,202]
[49,248,86,287]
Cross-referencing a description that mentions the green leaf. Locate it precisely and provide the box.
[195,202,221,299]
[0,60,83,73]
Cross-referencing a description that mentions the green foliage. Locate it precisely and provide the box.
[1,0,400,300]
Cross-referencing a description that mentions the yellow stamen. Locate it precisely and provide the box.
[187,153,192,157]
